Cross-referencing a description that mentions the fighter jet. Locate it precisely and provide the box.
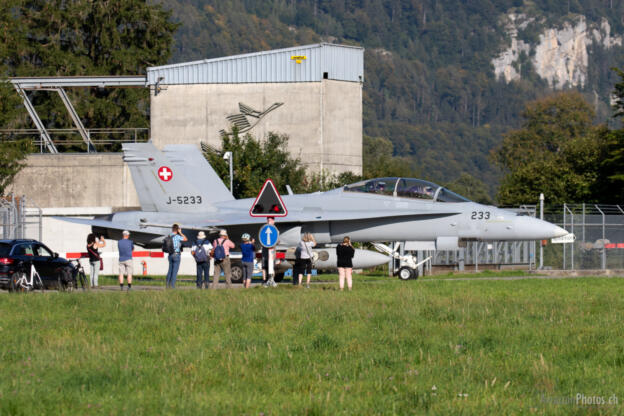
[58,142,568,254]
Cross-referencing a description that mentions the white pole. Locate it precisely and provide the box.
[539,193,544,269]
[229,156,233,194]
[223,151,233,194]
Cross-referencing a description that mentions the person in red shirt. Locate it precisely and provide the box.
[211,229,236,289]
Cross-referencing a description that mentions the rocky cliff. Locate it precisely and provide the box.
[493,15,622,89]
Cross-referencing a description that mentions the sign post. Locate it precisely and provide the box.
[250,179,287,286]
[249,179,287,217]
[258,223,279,248]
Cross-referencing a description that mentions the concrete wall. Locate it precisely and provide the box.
[9,153,139,208]
[150,80,362,175]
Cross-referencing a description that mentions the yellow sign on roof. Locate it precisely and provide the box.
[291,55,307,64]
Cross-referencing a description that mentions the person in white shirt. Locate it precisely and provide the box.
[296,233,316,288]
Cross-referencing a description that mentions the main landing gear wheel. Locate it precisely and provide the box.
[398,266,417,281]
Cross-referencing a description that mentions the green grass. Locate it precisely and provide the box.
[423,270,538,279]
[97,274,197,287]
[1,277,623,415]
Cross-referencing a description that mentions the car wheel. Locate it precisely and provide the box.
[57,274,74,292]
[398,266,414,281]
[273,272,284,283]
[230,264,243,284]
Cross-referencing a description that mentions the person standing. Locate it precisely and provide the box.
[336,236,355,291]
[211,229,235,289]
[191,231,212,289]
[118,230,134,291]
[240,233,255,288]
[87,233,105,288]
[297,233,316,288]
[166,224,187,289]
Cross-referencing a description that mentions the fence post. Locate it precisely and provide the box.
[582,203,585,243]
[595,205,606,270]
[539,193,544,269]
[563,203,567,270]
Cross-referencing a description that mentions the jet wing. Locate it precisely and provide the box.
[55,209,460,234]
[52,216,149,233]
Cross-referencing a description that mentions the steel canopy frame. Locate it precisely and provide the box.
[8,76,147,153]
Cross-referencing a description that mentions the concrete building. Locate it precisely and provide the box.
[147,43,364,175]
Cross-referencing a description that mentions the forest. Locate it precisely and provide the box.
[159,0,624,197]
[1,0,624,202]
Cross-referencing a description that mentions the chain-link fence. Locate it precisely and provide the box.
[543,204,624,270]
[419,203,623,272]
[0,195,42,241]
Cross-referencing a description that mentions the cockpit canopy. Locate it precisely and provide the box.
[343,177,470,203]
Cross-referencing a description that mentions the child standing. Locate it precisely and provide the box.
[240,233,255,288]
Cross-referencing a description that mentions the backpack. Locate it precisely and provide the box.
[213,239,226,261]
[162,235,175,254]
[193,240,208,263]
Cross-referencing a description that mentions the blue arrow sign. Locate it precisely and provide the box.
[258,224,279,248]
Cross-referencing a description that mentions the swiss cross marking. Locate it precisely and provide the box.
[158,166,173,182]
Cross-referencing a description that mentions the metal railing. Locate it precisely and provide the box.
[0,128,149,153]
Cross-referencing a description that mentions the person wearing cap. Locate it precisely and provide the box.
[118,230,134,291]
[211,229,235,289]
[240,233,255,288]
[166,223,188,289]
[191,231,212,289]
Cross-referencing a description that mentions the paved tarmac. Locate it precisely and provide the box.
[3,274,623,293]
[422,274,624,282]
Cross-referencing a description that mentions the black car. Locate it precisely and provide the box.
[0,239,73,290]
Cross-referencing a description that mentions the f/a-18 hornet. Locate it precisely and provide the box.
[59,142,567,256]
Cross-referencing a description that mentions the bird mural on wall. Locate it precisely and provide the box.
[219,102,284,137]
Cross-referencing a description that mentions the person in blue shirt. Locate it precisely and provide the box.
[240,233,256,288]
[117,230,134,291]
[166,223,187,289]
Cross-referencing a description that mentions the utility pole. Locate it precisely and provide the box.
[223,151,233,195]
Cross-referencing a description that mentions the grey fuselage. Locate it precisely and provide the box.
[94,187,566,248]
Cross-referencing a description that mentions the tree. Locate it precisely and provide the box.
[597,68,624,202]
[492,92,608,205]
[0,139,33,195]
[203,130,307,199]
[445,173,494,204]
[362,136,419,178]
[1,0,178,150]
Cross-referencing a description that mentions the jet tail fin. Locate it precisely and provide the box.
[122,142,220,213]
[162,144,233,203]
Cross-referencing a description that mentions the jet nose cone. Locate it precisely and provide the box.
[552,225,568,238]
[512,217,570,240]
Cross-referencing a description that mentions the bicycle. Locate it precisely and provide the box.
[62,259,89,292]
[9,261,44,293]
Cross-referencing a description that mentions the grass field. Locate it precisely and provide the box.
[1,276,623,415]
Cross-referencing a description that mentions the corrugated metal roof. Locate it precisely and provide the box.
[146,43,363,85]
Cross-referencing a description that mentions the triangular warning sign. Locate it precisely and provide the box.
[249,179,288,217]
